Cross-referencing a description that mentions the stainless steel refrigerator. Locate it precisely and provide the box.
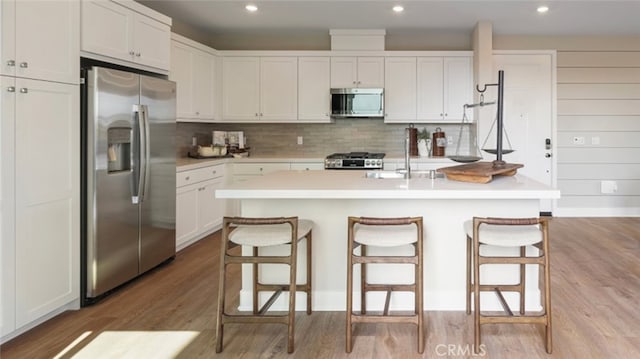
[81,65,176,304]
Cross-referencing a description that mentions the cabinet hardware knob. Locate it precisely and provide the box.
[195,111,199,115]
[7,86,15,92]
[185,176,190,180]
[19,62,28,68]
[260,113,263,116]
[6,60,15,66]
[129,51,135,56]
[545,153,552,158]
[440,113,443,116]
[20,88,28,93]
[212,170,216,174]
[255,113,258,116]
[136,53,141,57]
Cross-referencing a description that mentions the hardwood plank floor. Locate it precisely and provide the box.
[1,218,639,358]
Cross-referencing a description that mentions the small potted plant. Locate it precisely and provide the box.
[417,128,431,157]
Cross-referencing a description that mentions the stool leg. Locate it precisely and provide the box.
[252,247,259,314]
[287,239,298,353]
[542,224,553,353]
[306,233,313,315]
[519,246,526,315]
[361,245,367,315]
[215,231,229,353]
[466,235,472,315]
[473,233,481,354]
[417,236,425,354]
[346,224,355,353]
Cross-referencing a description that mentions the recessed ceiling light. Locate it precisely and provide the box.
[245,4,258,12]
[393,5,404,13]
[537,6,549,13]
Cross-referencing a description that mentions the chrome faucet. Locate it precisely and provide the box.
[404,127,411,179]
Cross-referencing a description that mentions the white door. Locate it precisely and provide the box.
[491,52,555,213]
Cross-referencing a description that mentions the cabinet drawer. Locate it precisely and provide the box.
[177,164,225,187]
[233,163,290,175]
[290,162,324,171]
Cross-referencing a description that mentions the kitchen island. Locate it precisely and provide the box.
[216,169,560,311]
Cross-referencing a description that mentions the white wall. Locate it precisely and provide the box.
[495,36,640,216]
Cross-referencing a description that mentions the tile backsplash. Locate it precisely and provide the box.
[177,119,476,158]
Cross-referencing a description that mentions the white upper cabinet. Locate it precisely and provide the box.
[260,57,298,121]
[330,57,384,88]
[170,35,216,122]
[417,56,472,122]
[222,56,297,122]
[81,0,171,72]
[384,57,417,123]
[222,56,260,121]
[298,57,331,122]
[1,0,79,84]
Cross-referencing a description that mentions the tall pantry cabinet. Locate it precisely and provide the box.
[1,0,80,341]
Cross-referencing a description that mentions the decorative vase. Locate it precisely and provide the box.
[418,139,430,157]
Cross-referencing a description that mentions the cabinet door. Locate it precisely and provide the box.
[298,57,330,122]
[417,57,444,121]
[330,57,357,88]
[81,0,133,64]
[260,57,297,121]
[10,0,79,84]
[357,57,384,88]
[14,79,79,327]
[132,12,170,71]
[176,184,199,248]
[192,48,215,119]
[1,0,16,77]
[443,57,472,121]
[384,57,417,122]
[1,75,16,336]
[170,41,195,119]
[198,177,225,234]
[222,57,260,121]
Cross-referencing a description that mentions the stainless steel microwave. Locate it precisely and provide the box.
[330,88,384,118]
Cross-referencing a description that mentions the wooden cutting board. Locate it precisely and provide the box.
[437,161,524,183]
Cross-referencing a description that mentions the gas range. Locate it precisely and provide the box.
[324,152,385,170]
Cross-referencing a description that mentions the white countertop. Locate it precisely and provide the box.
[216,169,561,200]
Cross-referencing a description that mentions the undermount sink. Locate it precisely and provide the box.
[365,171,407,179]
[365,170,444,179]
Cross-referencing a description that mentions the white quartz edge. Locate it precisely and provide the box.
[177,155,454,172]
[216,170,561,200]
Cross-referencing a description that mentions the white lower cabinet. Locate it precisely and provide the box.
[176,164,226,250]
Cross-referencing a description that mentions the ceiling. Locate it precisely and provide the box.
[139,0,640,39]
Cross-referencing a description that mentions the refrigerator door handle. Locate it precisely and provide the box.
[131,104,144,204]
[139,104,151,202]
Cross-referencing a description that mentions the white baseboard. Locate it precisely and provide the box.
[555,207,640,217]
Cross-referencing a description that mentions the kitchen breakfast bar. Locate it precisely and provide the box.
[215,169,560,312]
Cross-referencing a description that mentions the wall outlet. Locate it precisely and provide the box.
[591,136,600,145]
[447,136,453,145]
[572,136,585,145]
[297,136,303,145]
[600,180,618,194]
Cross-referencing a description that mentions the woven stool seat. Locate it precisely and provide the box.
[230,219,313,247]
[354,224,418,246]
[463,220,542,247]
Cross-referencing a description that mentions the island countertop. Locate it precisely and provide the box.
[216,170,561,200]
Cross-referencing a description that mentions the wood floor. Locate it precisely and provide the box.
[1,217,639,358]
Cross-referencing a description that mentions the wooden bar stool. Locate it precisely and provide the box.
[465,217,552,354]
[215,216,312,353]
[346,216,424,353]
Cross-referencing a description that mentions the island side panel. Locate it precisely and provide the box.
[236,197,542,312]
